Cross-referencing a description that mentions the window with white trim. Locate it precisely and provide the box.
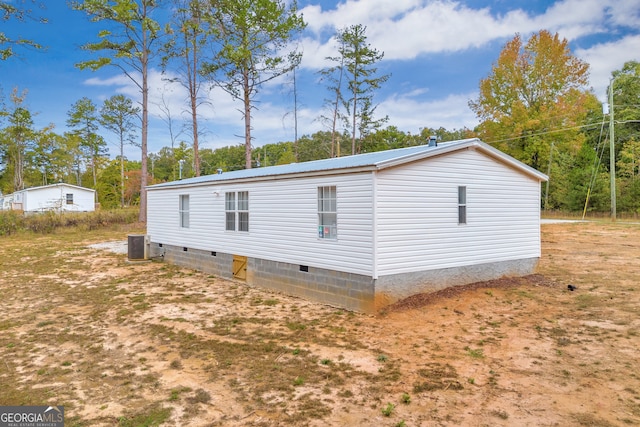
[318,186,337,239]
[458,186,467,225]
[66,193,73,205]
[179,194,189,228]
[225,191,249,232]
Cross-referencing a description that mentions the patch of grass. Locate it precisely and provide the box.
[251,298,279,306]
[381,402,395,417]
[0,208,139,236]
[464,346,484,359]
[414,363,464,392]
[286,321,306,331]
[189,388,211,404]
[490,409,509,420]
[575,294,602,310]
[36,320,55,328]
[401,392,411,404]
[572,412,618,427]
[117,404,172,427]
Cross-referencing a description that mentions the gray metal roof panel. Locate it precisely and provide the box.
[147,138,548,189]
[148,139,479,189]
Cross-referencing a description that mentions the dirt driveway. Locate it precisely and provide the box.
[0,222,639,426]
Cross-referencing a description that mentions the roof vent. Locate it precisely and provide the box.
[428,136,438,147]
[216,168,223,175]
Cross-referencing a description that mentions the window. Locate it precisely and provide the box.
[318,186,337,239]
[237,191,249,232]
[179,195,189,228]
[66,193,73,205]
[225,191,249,232]
[458,186,467,225]
[225,192,235,231]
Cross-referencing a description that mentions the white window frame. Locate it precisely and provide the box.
[179,194,189,228]
[225,192,235,231]
[225,191,249,232]
[66,193,73,205]
[318,186,337,239]
[458,186,467,225]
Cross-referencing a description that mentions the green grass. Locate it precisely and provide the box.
[117,405,172,427]
[464,346,485,359]
[0,208,140,236]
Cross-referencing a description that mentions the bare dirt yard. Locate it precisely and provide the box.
[1,221,639,426]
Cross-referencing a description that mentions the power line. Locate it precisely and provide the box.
[484,121,606,145]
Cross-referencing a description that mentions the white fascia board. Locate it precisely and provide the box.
[375,138,549,182]
[146,165,377,191]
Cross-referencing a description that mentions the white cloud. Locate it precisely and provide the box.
[607,0,640,29]
[379,91,479,132]
[299,0,636,65]
[576,34,640,101]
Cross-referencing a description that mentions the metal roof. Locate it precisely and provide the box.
[3,183,96,197]
[148,138,547,189]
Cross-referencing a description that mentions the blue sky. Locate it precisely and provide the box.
[2,0,639,160]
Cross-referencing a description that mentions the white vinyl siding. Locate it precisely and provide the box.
[14,184,95,212]
[375,148,541,276]
[147,174,374,275]
[147,144,543,280]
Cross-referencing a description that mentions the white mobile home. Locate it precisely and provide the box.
[147,138,548,312]
[1,183,96,212]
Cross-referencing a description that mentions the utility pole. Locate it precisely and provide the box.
[544,142,554,210]
[609,78,617,221]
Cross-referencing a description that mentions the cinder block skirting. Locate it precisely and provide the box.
[149,242,538,313]
[148,242,375,312]
[374,257,540,307]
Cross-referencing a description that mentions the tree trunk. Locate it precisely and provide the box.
[120,132,125,208]
[351,55,358,155]
[191,93,200,176]
[293,67,298,161]
[244,68,252,169]
[188,25,200,177]
[351,93,357,155]
[139,35,149,222]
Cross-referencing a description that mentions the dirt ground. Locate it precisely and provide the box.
[1,222,639,426]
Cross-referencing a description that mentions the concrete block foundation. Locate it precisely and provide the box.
[149,242,538,313]
[149,242,375,312]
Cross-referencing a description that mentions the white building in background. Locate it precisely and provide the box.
[0,183,96,212]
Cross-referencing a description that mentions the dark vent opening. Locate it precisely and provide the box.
[299,265,309,272]
[183,247,188,252]
[159,243,163,248]
[211,251,217,256]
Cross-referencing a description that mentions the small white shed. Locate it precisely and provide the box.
[1,183,96,212]
[147,138,548,312]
